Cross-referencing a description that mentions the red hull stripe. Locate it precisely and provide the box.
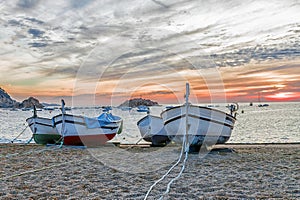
[63,133,116,146]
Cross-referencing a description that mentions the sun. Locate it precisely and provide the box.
[265,92,298,101]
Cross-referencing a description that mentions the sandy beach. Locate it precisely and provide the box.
[1,143,299,199]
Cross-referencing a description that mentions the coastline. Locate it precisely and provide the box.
[1,143,299,199]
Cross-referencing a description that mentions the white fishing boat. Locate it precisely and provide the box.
[161,83,238,148]
[53,100,123,146]
[26,106,61,144]
[137,115,170,146]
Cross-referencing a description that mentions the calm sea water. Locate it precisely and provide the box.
[0,102,299,144]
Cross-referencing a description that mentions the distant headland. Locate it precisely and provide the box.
[0,87,43,108]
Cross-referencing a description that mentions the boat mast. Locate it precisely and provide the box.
[185,82,190,150]
[61,99,66,145]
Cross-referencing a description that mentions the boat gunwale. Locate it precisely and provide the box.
[137,114,163,126]
[163,113,235,129]
[26,116,54,122]
[53,113,123,124]
[160,104,236,120]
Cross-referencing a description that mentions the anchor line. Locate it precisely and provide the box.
[10,124,29,143]
[144,133,187,200]
[144,83,191,199]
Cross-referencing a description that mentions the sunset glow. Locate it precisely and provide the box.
[0,1,300,106]
[265,92,300,101]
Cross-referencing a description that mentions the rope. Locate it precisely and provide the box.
[144,134,187,200]
[0,143,62,159]
[145,84,191,199]
[159,143,189,200]
[1,158,84,181]
[26,136,33,144]
[10,124,29,143]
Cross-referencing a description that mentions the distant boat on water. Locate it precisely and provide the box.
[136,105,149,112]
[258,104,269,107]
[161,83,238,150]
[102,106,112,112]
[257,92,269,107]
[44,107,55,111]
[119,106,132,111]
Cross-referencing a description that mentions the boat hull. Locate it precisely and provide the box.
[26,117,61,145]
[161,105,236,146]
[53,114,121,146]
[33,133,61,144]
[63,133,116,146]
[137,115,170,145]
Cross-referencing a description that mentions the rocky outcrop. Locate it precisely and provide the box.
[0,87,18,108]
[119,98,158,108]
[17,97,44,109]
[0,87,44,108]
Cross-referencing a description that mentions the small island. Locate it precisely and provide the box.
[118,98,159,108]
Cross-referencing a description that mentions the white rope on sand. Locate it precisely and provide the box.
[144,135,187,200]
[1,158,85,180]
[0,144,58,159]
[159,143,189,200]
[144,83,191,199]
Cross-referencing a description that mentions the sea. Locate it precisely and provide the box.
[0,102,299,144]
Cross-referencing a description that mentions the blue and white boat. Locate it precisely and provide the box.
[53,100,123,146]
[137,105,149,112]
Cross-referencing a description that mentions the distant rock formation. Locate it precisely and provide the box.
[119,98,159,108]
[17,97,44,109]
[0,87,18,108]
[0,87,44,108]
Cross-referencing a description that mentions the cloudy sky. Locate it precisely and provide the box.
[0,0,300,105]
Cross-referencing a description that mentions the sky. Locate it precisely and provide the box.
[0,0,300,106]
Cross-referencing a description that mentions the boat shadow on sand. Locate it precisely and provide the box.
[188,146,237,154]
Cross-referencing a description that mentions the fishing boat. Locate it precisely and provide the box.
[137,115,170,146]
[53,100,123,146]
[137,105,149,112]
[26,106,62,144]
[102,106,112,112]
[119,106,132,111]
[257,92,269,107]
[160,83,238,150]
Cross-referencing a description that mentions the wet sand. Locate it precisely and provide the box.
[0,143,299,199]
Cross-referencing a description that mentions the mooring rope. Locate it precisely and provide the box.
[144,83,191,199]
[0,143,62,159]
[10,124,29,143]
[144,134,187,200]
[1,157,85,181]
[159,143,189,200]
